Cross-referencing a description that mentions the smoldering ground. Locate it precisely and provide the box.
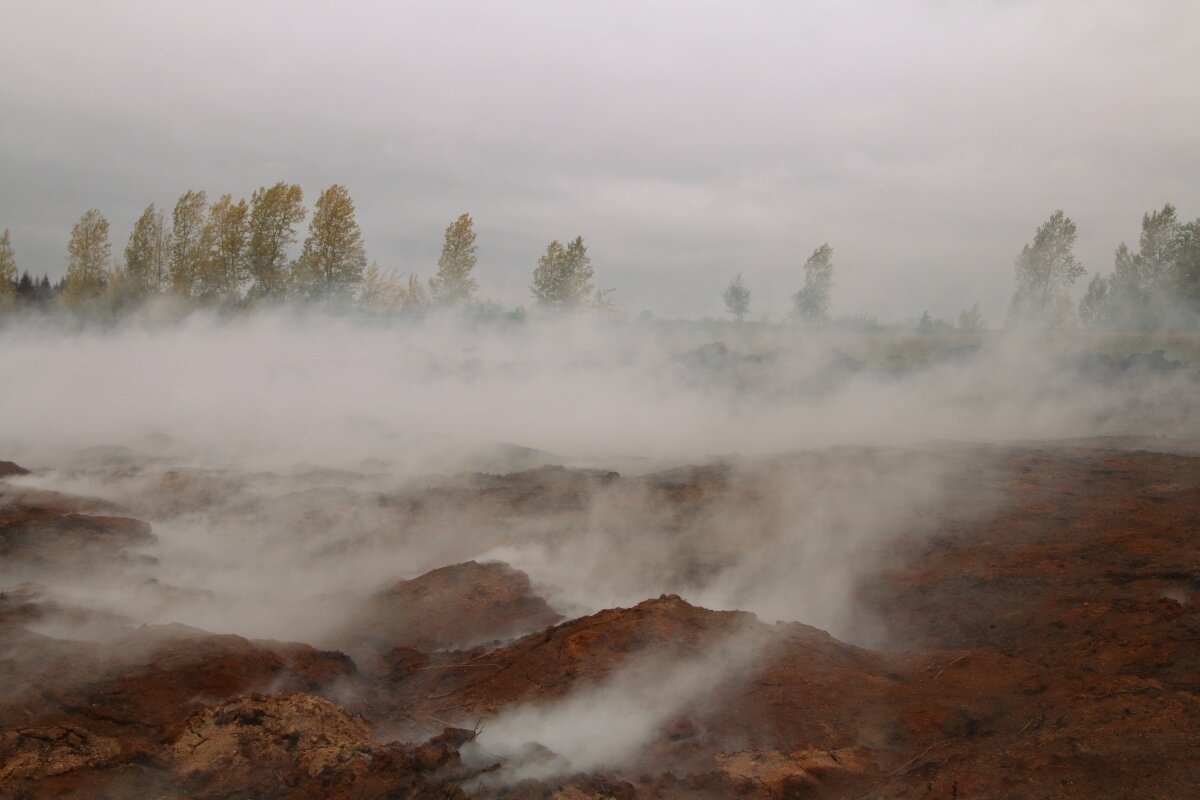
[1,312,1198,782]
[2,313,1194,469]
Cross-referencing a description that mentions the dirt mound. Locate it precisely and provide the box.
[0,629,363,798]
[4,444,1200,797]
[404,466,619,518]
[341,560,563,658]
[380,595,1037,793]
[1,693,477,799]
[0,461,29,479]
[0,484,151,577]
[0,725,125,787]
[369,447,1200,797]
[0,513,154,575]
[379,595,754,731]
[0,625,356,746]
[170,694,473,799]
[0,483,120,516]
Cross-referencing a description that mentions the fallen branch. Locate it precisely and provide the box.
[415,662,503,671]
[932,650,973,680]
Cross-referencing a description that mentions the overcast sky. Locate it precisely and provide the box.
[1,1,1198,320]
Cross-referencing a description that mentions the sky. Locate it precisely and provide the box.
[1,0,1198,321]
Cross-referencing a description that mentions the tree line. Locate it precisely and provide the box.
[721,243,835,324]
[5,192,1200,328]
[999,204,1199,328]
[0,183,612,317]
[717,203,1200,330]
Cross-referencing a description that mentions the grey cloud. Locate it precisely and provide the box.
[1,0,1198,319]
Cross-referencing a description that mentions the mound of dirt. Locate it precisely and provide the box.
[4,444,1200,798]
[379,594,754,727]
[405,466,620,518]
[0,628,363,798]
[171,694,474,799]
[0,513,154,574]
[1,692,478,800]
[379,593,1038,795]
[0,461,29,479]
[0,484,151,577]
[341,560,563,657]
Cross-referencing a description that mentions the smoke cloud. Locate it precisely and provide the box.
[2,313,1195,778]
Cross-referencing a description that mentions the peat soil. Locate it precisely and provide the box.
[1,441,1198,798]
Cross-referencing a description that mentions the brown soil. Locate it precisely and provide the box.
[0,483,151,578]
[337,560,564,660]
[2,444,1199,798]
[0,463,29,479]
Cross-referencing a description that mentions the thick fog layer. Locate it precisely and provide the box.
[3,314,1194,631]
[2,315,1196,779]
[2,314,1193,470]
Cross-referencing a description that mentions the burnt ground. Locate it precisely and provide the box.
[1,442,1199,798]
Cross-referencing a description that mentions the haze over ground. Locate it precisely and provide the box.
[3,0,1199,320]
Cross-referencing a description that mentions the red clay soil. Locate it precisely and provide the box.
[0,463,29,479]
[0,483,151,578]
[2,445,1200,798]
[855,445,1200,798]
[368,445,1200,798]
[338,560,564,659]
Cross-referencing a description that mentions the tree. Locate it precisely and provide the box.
[1136,204,1182,289]
[199,194,249,302]
[958,302,984,331]
[65,209,112,303]
[1109,205,1191,327]
[592,285,618,316]
[1008,210,1084,325]
[1106,241,1144,325]
[124,204,170,297]
[0,229,17,300]
[531,236,594,308]
[1078,273,1110,325]
[1175,218,1200,312]
[360,262,426,314]
[722,272,751,322]
[292,184,367,303]
[246,182,306,301]
[169,190,209,297]
[429,213,478,306]
[792,243,834,323]
[1072,204,1200,328]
